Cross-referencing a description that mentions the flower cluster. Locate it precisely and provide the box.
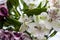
[0,29,31,40]
[0,0,60,40]
[19,0,60,40]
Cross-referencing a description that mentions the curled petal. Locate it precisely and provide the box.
[0,7,8,16]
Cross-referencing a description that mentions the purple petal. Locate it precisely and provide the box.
[0,29,31,40]
[13,32,22,37]
[0,7,8,16]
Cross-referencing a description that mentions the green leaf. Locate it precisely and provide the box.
[7,0,20,20]
[7,0,19,13]
[7,0,19,8]
[7,1,13,11]
[6,17,21,26]
[5,17,22,31]
[37,2,42,8]
[42,0,48,8]
[20,0,48,16]
[50,31,57,37]
[12,8,20,20]
[20,0,29,9]
[0,20,4,29]
[23,8,47,16]
[49,28,53,33]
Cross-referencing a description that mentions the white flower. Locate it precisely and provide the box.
[50,20,60,31]
[19,15,33,32]
[23,0,43,8]
[22,0,47,9]
[26,22,50,40]
[40,12,49,20]
[19,22,28,32]
[47,7,58,21]
[39,20,52,30]
[19,14,32,23]
[19,0,60,40]
[47,6,60,31]
[19,12,52,40]
[49,0,60,8]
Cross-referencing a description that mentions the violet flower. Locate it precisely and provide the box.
[0,4,8,17]
[0,29,31,40]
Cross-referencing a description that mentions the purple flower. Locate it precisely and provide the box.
[0,29,31,40]
[0,7,8,16]
[0,4,8,17]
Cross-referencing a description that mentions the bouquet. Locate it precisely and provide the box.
[0,0,60,40]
